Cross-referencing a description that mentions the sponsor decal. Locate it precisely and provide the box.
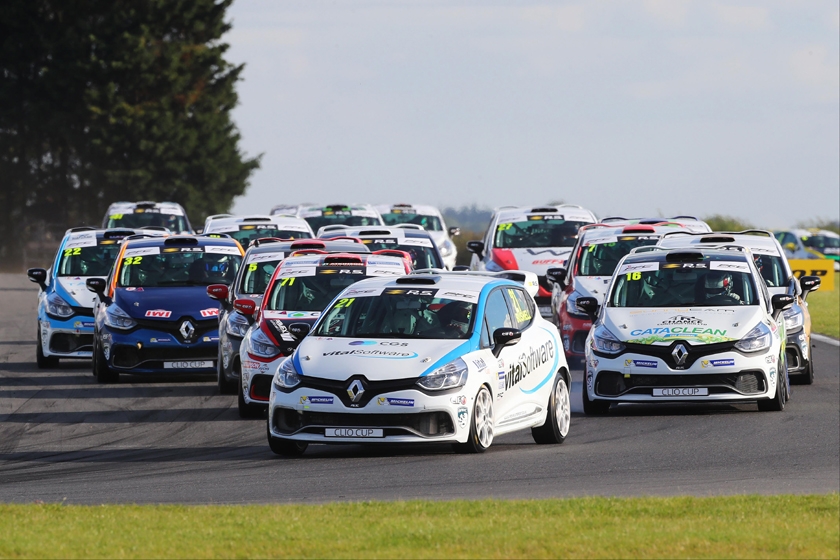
[125,287,144,292]
[73,320,94,329]
[317,266,364,275]
[450,395,467,405]
[457,407,469,428]
[343,287,382,297]
[383,288,438,297]
[765,355,776,364]
[242,361,269,372]
[624,359,657,368]
[247,252,285,263]
[472,358,487,371]
[532,259,565,265]
[505,340,555,391]
[628,327,731,345]
[349,340,376,346]
[526,248,565,256]
[710,261,750,273]
[662,262,708,269]
[202,336,219,342]
[349,340,408,347]
[701,359,735,368]
[659,315,705,326]
[438,290,480,303]
[400,238,434,248]
[377,397,415,407]
[145,309,172,318]
[300,396,334,405]
[123,247,160,258]
[322,349,418,359]
[205,245,240,255]
[200,308,219,318]
[618,262,659,274]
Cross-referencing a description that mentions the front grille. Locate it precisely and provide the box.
[274,409,454,437]
[294,375,425,407]
[69,307,94,317]
[49,333,93,353]
[571,331,588,354]
[111,344,215,369]
[614,340,744,370]
[595,370,766,397]
[250,375,272,401]
[132,316,217,344]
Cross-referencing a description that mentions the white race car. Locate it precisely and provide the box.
[103,201,193,233]
[266,271,570,456]
[375,204,460,269]
[466,204,597,318]
[579,245,794,414]
[203,215,314,247]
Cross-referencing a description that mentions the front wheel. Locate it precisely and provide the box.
[582,383,610,415]
[267,422,307,457]
[454,385,494,453]
[217,349,237,395]
[36,327,59,369]
[93,336,118,383]
[758,365,786,412]
[532,372,571,444]
[238,375,265,419]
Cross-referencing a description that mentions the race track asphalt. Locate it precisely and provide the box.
[0,274,837,504]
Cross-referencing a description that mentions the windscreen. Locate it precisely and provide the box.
[577,236,660,276]
[610,260,758,307]
[314,289,476,340]
[239,256,283,295]
[106,212,189,233]
[117,246,241,287]
[57,240,122,277]
[803,235,840,253]
[381,212,443,231]
[303,210,380,233]
[495,217,589,249]
[360,238,441,269]
[753,254,787,287]
[266,267,371,312]
[228,225,311,246]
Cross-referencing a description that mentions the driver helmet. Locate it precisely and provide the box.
[704,271,732,297]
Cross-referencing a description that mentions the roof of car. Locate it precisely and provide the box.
[342,273,523,296]
[298,204,381,216]
[244,238,370,256]
[278,252,406,268]
[374,204,443,217]
[106,201,186,215]
[579,223,690,244]
[122,234,240,250]
[320,226,435,240]
[205,215,313,232]
[623,245,753,264]
[657,231,782,257]
[493,204,597,223]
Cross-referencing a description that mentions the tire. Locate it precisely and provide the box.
[758,364,786,412]
[217,349,237,395]
[238,375,265,419]
[454,385,494,453]
[582,383,610,415]
[267,422,307,457]
[791,348,814,386]
[36,328,59,369]
[92,336,118,384]
[532,372,571,444]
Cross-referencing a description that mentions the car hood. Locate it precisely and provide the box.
[574,275,612,304]
[294,337,469,381]
[114,287,219,321]
[56,277,100,308]
[604,306,765,345]
[496,248,571,276]
[427,230,448,246]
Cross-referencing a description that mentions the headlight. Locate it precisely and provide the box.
[416,358,468,390]
[734,322,772,353]
[439,240,454,257]
[104,305,137,330]
[225,312,250,338]
[591,325,625,355]
[245,328,280,359]
[46,293,74,318]
[565,291,588,318]
[783,306,804,332]
[273,357,301,389]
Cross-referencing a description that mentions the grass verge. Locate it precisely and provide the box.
[808,272,839,339]
[1,495,838,559]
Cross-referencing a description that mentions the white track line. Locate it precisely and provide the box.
[812,333,840,347]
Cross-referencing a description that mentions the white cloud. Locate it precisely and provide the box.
[712,4,771,29]
[789,46,840,101]
[643,0,691,27]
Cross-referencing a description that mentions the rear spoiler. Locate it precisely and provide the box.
[412,268,540,298]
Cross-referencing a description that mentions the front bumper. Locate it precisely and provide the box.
[785,328,810,374]
[39,315,95,358]
[268,386,471,444]
[240,356,284,405]
[101,326,218,374]
[557,311,592,359]
[585,349,777,403]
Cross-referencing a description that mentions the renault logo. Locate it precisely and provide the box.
[672,343,689,366]
[179,320,196,341]
[347,379,365,403]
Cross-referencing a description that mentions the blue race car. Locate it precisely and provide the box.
[86,235,243,382]
[27,227,147,368]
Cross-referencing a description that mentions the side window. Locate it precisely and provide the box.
[483,289,513,335]
[505,288,534,330]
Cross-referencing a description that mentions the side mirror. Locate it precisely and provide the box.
[784,242,796,252]
[466,240,484,259]
[86,277,106,294]
[799,275,821,300]
[771,294,794,320]
[448,227,461,237]
[27,268,48,290]
[288,323,311,340]
[207,284,229,301]
[233,298,257,318]
[452,265,470,272]
[545,267,567,289]
[576,296,600,320]
[492,327,521,357]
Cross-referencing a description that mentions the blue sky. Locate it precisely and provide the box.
[226,1,839,228]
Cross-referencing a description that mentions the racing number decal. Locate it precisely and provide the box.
[110,214,123,220]
[124,256,143,266]
[497,223,512,231]
[280,277,296,286]
[334,298,355,308]
[625,271,642,281]
[63,247,81,257]
[507,289,531,323]
[248,263,258,272]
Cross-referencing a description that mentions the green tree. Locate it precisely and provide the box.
[0,0,259,268]
[702,214,756,232]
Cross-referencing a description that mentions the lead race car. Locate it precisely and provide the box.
[579,245,795,414]
[202,214,314,246]
[266,270,570,456]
